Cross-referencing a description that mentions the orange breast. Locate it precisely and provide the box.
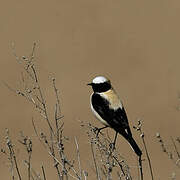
[100,89,122,110]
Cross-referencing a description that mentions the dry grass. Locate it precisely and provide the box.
[1,43,179,179]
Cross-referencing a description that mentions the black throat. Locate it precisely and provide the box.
[92,82,111,93]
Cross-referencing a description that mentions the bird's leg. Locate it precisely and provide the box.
[94,126,108,137]
[110,132,118,151]
[138,155,143,180]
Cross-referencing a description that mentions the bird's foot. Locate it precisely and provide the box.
[93,127,101,138]
[93,126,108,138]
[109,142,116,151]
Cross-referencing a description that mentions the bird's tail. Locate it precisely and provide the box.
[126,136,142,157]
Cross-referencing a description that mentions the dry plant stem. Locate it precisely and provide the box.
[75,137,82,179]
[171,137,180,159]
[98,135,127,178]
[116,171,122,180]
[32,119,62,180]
[2,144,15,180]
[24,160,40,180]
[11,44,77,179]
[105,131,126,177]
[66,161,81,180]
[53,78,62,143]
[83,171,88,180]
[11,42,54,136]
[28,151,31,180]
[53,79,74,179]
[140,130,153,180]
[58,132,69,180]
[50,130,62,180]
[18,134,33,180]
[106,155,112,180]
[134,125,151,180]
[52,79,67,180]
[138,156,143,180]
[156,134,180,168]
[111,155,125,176]
[7,44,83,180]
[90,141,100,180]
[25,142,32,180]
[32,119,79,180]
[9,145,22,180]
[31,65,54,136]
[8,148,15,180]
[86,123,132,179]
[134,120,153,180]
[6,130,22,180]
[42,166,47,180]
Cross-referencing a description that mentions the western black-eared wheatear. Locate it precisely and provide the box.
[88,76,142,157]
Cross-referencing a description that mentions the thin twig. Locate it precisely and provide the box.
[53,78,63,144]
[6,129,22,180]
[24,160,40,180]
[32,119,79,180]
[111,155,125,176]
[11,43,54,136]
[134,120,153,180]
[75,137,82,179]
[31,65,54,136]
[49,128,62,180]
[90,141,100,180]
[86,122,130,179]
[141,134,153,180]
[42,166,47,180]
[83,171,88,180]
[8,43,84,180]
[18,133,33,180]
[171,137,180,159]
[138,156,143,180]
[156,133,180,168]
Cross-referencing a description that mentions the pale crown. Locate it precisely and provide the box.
[92,76,109,84]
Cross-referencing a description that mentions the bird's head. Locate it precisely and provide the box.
[87,76,112,93]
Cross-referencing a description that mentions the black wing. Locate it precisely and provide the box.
[91,93,132,137]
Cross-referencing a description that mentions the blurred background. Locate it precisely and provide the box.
[1,0,180,179]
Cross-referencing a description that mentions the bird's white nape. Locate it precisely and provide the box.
[92,76,109,84]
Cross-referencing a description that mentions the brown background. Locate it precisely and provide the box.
[1,0,180,179]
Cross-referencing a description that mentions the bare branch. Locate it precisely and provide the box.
[75,137,82,179]
[41,166,47,180]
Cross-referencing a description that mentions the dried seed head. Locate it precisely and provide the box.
[156,132,160,138]
[22,56,27,60]
[136,127,140,131]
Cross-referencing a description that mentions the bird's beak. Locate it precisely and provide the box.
[87,83,93,86]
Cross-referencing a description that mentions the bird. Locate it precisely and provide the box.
[87,76,142,157]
